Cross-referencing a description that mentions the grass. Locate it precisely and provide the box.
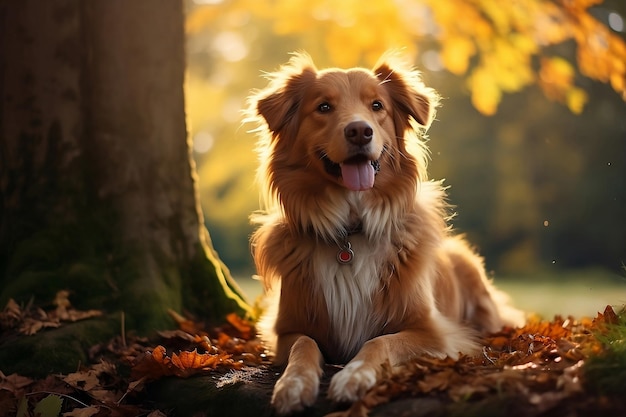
[496,268,626,319]
[584,312,626,396]
[234,267,626,319]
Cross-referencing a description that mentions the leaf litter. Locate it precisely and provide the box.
[0,293,268,416]
[327,305,625,417]
[1,291,625,416]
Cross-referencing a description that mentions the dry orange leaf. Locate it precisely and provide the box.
[596,304,619,326]
[226,312,253,339]
[170,349,229,377]
[131,345,240,381]
[62,406,100,417]
[334,305,623,416]
[167,309,202,335]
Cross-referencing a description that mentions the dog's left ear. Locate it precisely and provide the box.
[374,60,438,130]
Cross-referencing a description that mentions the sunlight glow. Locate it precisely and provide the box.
[421,50,443,72]
[193,131,215,154]
[312,5,331,21]
[608,12,624,32]
[212,31,248,62]
[222,97,246,124]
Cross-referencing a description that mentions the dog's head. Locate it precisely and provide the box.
[249,52,439,196]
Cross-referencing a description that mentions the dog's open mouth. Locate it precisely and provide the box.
[320,153,381,191]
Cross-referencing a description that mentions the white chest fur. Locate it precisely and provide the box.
[312,234,384,359]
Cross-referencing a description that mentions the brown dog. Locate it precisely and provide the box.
[248,52,524,415]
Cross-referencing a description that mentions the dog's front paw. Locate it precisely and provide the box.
[272,368,320,415]
[328,360,378,402]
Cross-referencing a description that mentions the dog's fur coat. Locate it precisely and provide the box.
[248,53,524,415]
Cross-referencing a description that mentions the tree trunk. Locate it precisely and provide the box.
[0,0,249,337]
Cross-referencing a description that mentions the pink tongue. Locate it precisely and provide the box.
[340,162,375,191]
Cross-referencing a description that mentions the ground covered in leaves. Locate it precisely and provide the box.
[1,292,625,417]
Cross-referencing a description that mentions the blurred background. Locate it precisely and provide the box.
[183,0,626,317]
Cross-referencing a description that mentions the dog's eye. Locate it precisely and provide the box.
[317,102,332,113]
[372,100,384,111]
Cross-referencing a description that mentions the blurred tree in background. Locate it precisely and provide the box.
[184,0,625,277]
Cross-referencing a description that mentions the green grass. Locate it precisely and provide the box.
[584,309,626,396]
[235,268,626,319]
[496,268,626,318]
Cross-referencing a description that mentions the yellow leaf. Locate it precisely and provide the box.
[440,36,475,75]
[539,57,575,100]
[566,87,588,114]
[490,40,534,92]
[541,57,574,85]
[469,67,502,116]
[511,33,539,56]
[610,73,625,95]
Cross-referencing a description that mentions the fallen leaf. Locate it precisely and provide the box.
[16,396,28,417]
[126,376,147,394]
[167,309,202,335]
[170,349,224,375]
[62,406,100,417]
[226,313,253,339]
[146,410,168,417]
[63,370,100,392]
[0,299,22,329]
[130,346,173,381]
[88,389,120,403]
[33,394,63,417]
[157,329,196,342]
[0,372,34,394]
[417,368,455,392]
[19,317,60,335]
[596,305,619,326]
[90,360,117,376]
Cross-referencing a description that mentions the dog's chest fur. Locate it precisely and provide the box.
[310,193,392,360]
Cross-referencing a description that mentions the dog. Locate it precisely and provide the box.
[248,52,524,415]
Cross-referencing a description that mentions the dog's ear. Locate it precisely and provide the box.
[374,58,439,130]
[254,53,317,138]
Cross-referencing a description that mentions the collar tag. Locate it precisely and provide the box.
[337,241,354,264]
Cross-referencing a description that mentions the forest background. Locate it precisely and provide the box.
[183,0,626,317]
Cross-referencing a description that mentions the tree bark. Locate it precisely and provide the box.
[0,0,249,334]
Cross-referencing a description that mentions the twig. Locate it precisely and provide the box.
[121,311,127,348]
[117,376,146,405]
[482,346,496,365]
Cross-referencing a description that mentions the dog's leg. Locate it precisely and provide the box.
[272,334,324,415]
[328,334,397,403]
[328,326,475,402]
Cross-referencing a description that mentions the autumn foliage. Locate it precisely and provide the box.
[0,291,101,336]
[1,293,625,416]
[129,311,266,382]
[328,306,623,417]
[187,0,626,115]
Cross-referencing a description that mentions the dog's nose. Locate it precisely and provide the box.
[344,121,373,146]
